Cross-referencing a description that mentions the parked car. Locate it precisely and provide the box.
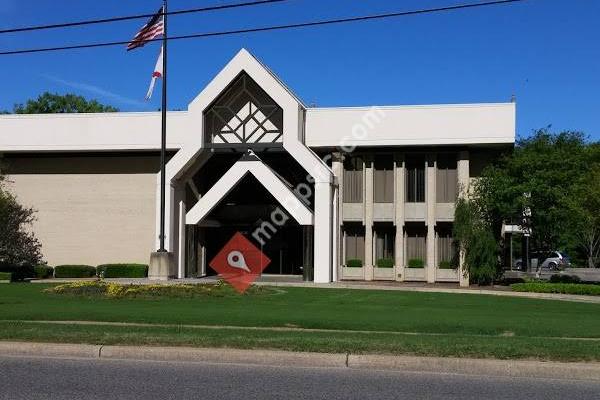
[514,251,571,271]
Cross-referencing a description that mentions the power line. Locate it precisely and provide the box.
[0,0,287,35]
[0,0,528,56]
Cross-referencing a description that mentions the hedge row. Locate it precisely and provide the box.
[346,259,363,268]
[511,282,600,296]
[97,264,148,278]
[53,264,149,279]
[53,265,96,278]
[34,265,54,279]
[0,272,12,281]
[0,263,35,281]
[376,258,394,268]
[407,258,425,268]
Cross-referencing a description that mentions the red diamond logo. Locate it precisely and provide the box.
[209,232,271,293]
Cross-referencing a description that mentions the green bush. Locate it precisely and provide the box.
[408,258,425,268]
[0,263,35,281]
[96,264,149,278]
[0,272,12,281]
[53,265,96,278]
[438,260,456,269]
[511,282,600,296]
[34,265,54,279]
[346,259,363,268]
[549,274,581,284]
[376,258,394,268]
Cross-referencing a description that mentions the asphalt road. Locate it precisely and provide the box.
[1,355,599,400]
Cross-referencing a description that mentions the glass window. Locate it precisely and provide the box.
[436,154,457,203]
[437,224,457,267]
[375,226,395,261]
[374,156,394,203]
[406,156,425,203]
[406,224,427,264]
[343,156,364,203]
[344,224,365,262]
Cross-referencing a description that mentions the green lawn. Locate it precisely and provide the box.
[2,283,600,361]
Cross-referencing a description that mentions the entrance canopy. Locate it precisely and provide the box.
[185,152,313,226]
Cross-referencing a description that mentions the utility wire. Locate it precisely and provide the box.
[0,0,287,35]
[0,0,528,56]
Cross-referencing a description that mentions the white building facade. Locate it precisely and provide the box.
[0,49,515,286]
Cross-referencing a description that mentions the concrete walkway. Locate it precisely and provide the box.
[33,275,600,304]
[1,341,600,382]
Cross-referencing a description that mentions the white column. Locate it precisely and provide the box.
[314,181,333,283]
[364,158,374,280]
[332,184,339,282]
[457,150,470,287]
[394,154,405,281]
[426,154,436,283]
[177,201,186,279]
[331,152,344,282]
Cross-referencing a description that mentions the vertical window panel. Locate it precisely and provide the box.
[343,156,363,203]
[374,155,394,203]
[406,156,425,203]
[436,154,457,203]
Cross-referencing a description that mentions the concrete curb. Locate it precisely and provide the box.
[100,345,346,368]
[348,354,600,381]
[2,341,600,381]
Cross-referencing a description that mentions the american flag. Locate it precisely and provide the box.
[127,7,164,51]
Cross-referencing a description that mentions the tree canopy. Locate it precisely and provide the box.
[6,92,118,114]
[0,172,43,266]
[470,129,599,268]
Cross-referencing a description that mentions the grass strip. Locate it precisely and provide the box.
[3,283,600,339]
[2,321,600,362]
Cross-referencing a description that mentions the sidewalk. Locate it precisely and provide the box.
[2,341,599,381]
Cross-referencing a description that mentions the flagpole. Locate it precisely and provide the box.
[159,0,168,252]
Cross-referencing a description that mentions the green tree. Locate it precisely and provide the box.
[12,92,118,114]
[0,172,43,266]
[474,129,592,254]
[453,197,499,285]
[566,161,600,267]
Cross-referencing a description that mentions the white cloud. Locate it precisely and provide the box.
[41,74,147,108]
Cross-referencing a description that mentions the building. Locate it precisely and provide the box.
[0,49,515,286]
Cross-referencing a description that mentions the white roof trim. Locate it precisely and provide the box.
[185,157,313,226]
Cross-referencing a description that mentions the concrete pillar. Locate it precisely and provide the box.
[177,201,186,279]
[394,154,405,281]
[150,176,177,280]
[457,150,470,287]
[364,157,374,280]
[199,228,207,277]
[314,181,333,283]
[426,154,436,283]
[331,152,344,282]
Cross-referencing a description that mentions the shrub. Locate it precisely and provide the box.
[96,264,149,278]
[0,262,35,281]
[408,258,424,268]
[438,260,455,269]
[346,259,363,268]
[34,265,54,279]
[549,274,581,284]
[53,265,96,278]
[511,282,600,296]
[376,258,394,268]
[45,281,275,298]
[0,272,12,281]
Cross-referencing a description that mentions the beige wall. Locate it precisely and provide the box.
[4,154,159,266]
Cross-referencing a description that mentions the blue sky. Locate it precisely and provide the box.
[1,0,598,139]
